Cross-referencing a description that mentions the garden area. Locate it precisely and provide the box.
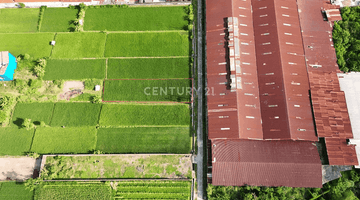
[41,155,192,179]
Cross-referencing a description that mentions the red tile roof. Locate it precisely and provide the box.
[297,0,358,166]
[0,0,14,3]
[206,0,317,141]
[211,139,322,187]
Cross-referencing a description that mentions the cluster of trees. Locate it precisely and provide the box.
[207,168,360,200]
[333,7,360,72]
[0,96,16,126]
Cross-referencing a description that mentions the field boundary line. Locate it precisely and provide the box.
[43,178,191,182]
[48,103,56,126]
[106,78,193,81]
[102,100,191,104]
[105,58,108,79]
[28,128,37,153]
[106,56,190,59]
[99,125,190,128]
[84,30,188,33]
[49,33,57,57]
[103,32,109,58]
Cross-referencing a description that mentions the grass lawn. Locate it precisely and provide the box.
[43,59,106,80]
[115,181,191,200]
[11,102,54,127]
[103,79,192,102]
[84,6,188,31]
[0,182,33,200]
[34,182,111,200]
[107,58,190,79]
[0,128,34,156]
[99,104,190,126]
[104,32,190,57]
[31,127,96,154]
[0,33,55,58]
[40,7,78,32]
[42,155,192,179]
[51,32,106,58]
[96,127,191,153]
[50,103,101,127]
[0,8,39,33]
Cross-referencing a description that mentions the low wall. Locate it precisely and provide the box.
[0,2,99,8]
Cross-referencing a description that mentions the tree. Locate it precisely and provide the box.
[22,118,34,130]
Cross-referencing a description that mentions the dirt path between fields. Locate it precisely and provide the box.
[0,157,36,181]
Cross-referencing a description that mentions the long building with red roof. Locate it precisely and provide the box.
[206,0,358,188]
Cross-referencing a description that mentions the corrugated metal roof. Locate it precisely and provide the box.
[206,0,317,141]
[211,139,322,187]
[297,0,358,165]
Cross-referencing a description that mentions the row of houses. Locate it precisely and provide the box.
[206,0,359,188]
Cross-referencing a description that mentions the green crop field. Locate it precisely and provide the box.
[44,59,106,80]
[50,103,101,127]
[96,127,191,153]
[104,32,190,57]
[99,104,190,126]
[11,102,54,127]
[40,8,78,32]
[0,8,39,33]
[51,32,106,58]
[0,33,55,58]
[84,6,188,31]
[107,58,190,79]
[42,155,192,179]
[0,128,34,156]
[0,182,33,200]
[103,79,191,102]
[34,182,111,200]
[31,127,96,154]
[115,181,191,200]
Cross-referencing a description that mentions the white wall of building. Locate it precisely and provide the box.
[338,72,360,168]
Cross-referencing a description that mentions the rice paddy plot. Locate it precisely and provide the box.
[51,32,107,59]
[104,32,190,57]
[44,59,106,80]
[115,181,191,200]
[0,182,33,200]
[50,103,101,127]
[0,8,39,33]
[0,128,34,156]
[34,182,111,200]
[40,7,78,32]
[31,127,96,154]
[99,104,190,126]
[107,58,190,79]
[103,79,192,102]
[96,127,191,153]
[11,102,54,127]
[0,33,55,58]
[84,6,188,31]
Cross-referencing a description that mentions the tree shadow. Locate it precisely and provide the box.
[13,117,24,128]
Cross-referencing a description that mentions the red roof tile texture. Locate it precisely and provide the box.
[0,0,14,3]
[211,139,322,188]
[298,0,358,165]
[206,0,317,141]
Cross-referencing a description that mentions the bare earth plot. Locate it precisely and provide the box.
[0,157,35,181]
